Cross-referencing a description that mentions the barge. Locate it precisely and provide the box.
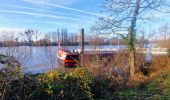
[57,46,119,67]
[57,28,121,67]
[58,47,80,67]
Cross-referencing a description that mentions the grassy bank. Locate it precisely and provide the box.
[1,68,170,100]
[115,72,170,100]
[0,56,170,100]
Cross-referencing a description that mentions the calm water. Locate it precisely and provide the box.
[0,45,125,73]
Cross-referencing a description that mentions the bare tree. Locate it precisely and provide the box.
[57,29,60,43]
[159,23,170,47]
[34,30,41,46]
[0,31,16,47]
[61,29,64,43]
[93,0,170,76]
[22,29,39,46]
[64,28,68,46]
[51,31,57,43]
[0,31,29,65]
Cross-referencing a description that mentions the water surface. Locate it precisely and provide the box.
[0,45,125,73]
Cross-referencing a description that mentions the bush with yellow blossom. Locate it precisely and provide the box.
[31,68,93,100]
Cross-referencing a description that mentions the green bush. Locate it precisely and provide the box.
[0,68,93,100]
[4,76,38,100]
[31,68,93,100]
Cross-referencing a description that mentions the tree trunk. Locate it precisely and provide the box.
[129,0,141,77]
[129,49,135,76]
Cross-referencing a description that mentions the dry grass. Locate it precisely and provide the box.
[58,48,170,88]
[151,55,170,72]
[127,55,170,87]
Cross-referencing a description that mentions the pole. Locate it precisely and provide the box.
[80,28,84,53]
[80,28,84,66]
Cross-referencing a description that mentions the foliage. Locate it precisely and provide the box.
[0,67,22,100]
[113,72,170,100]
[0,68,93,100]
[3,76,38,100]
[91,75,127,99]
[29,68,93,100]
[1,65,170,100]
[93,0,169,77]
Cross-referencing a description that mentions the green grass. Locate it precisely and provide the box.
[114,72,170,100]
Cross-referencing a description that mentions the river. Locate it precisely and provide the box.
[0,45,125,74]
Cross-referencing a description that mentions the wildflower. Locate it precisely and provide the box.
[48,70,55,79]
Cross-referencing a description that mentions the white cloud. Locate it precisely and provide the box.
[3,18,78,26]
[0,9,82,21]
[21,0,104,17]
[49,0,81,6]
[0,4,87,18]
[31,0,82,6]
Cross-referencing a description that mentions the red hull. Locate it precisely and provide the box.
[58,48,79,67]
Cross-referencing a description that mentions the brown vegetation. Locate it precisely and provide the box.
[128,55,170,87]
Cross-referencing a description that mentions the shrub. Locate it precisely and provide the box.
[91,76,111,99]
[0,68,94,100]
[3,76,38,100]
[31,68,93,100]
[91,75,128,99]
[0,67,22,100]
[2,65,170,99]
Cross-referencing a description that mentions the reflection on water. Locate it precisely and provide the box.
[0,45,125,73]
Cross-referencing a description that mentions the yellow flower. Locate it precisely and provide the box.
[48,70,55,79]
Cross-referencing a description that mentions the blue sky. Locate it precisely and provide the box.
[0,0,170,35]
[0,0,103,33]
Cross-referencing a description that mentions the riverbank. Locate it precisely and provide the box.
[1,68,170,99]
[1,55,170,99]
[0,54,20,68]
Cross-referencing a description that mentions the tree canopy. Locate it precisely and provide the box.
[93,0,170,35]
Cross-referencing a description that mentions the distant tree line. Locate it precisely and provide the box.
[0,28,148,47]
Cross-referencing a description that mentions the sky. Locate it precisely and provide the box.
[0,0,103,33]
[0,0,170,36]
